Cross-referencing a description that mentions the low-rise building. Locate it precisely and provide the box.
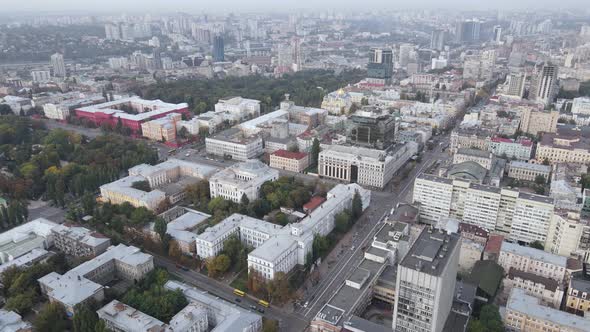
[453,148,494,170]
[498,241,567,283]
[0,309,32,332]
[209,159,279,203]
[504,288,590,332]
[205,128,264,161]
[319,142,417,189]
[51,224,110,257]
[141,112,182,142]
[0,249,52,278]
[0,218,57,264]
[150,207,210,254]
[489,136,534,160]
[214,96,261,121]
[566,266,590,315]
[536,129,590,165]
[503,267,563,308]
[38,244,154,315]
[507,161,551,183]
[100,159,218,210]
[269,150,309,173]
[459,239,484,273]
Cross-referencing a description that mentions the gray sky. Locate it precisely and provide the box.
[2,0,589,13]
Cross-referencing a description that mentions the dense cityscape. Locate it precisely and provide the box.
[1,3,590,332]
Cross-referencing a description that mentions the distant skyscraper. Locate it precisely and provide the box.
[455,19,481,43]
[493,25,502,43]
[104,23,121,40]
[398,43,414,68]
[153,49,162,70]
[430,29,446,51]
[50,53,66,78]
[532,63,558,105]
[506,72,527,98]
[366,47,393,86]
[213,35,225,62]
[393,227,461,332]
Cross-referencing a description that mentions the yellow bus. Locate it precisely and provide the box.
[233,289,245,297]
[258,299,270,308]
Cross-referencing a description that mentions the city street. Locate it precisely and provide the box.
[153,255,309,332]
[295,135,451,320]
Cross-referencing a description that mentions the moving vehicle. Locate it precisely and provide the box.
[258,299,270,308]
[234,298,242,303]
[233,289,245,297]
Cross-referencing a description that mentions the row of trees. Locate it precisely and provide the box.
[136,69,366,114]
[206,234,252,278]
[0,200,28,230]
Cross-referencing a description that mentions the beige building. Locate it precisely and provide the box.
[546,210,589,257]
[536,130,590,165]
[453,148,494,170]
[518,107,559,136]
[269,150,309,173]
[503,268,564,308]
[508,161,551,183]
[504,288,590,332]
[459,238,484,273]
[566,268,590,316]
[141,112,182,142]
[499,241,567,283]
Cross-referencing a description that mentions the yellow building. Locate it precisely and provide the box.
[566,268,590,316]
[535,131,590,165]
[141,112,182,142]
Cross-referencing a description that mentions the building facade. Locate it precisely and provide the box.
[209,160,279,203]
[269,150,309,173]
[508,161,551,183]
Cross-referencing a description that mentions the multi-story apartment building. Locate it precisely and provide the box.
[572,97,590,116]
[488,136,534,160]
[546,210,590,258]
[393,227,461,332]
[504,288,590,332]
[38,244,154,315]
[566,266,590,315]
[31,70,51,83]
[498,241,567,282]
[319,142,418,189]
[536,129,590,165]
[530,64,558,106]
[51,224,110,257]
[518,108,559,136]
[413,174,554,243]
[205,128,264,161]
[453,148,494,169]
[508,161,551,183]
[141,112,182,142]
[449,127,493,154]
[503,268,564,308]
[209,160,279,203]
[269,150,309,173]
[100,159,219,210]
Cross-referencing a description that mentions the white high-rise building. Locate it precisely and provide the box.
[31,70,51,83]
[50,53,66,78]
[505,72,526,98]
[393,227,461,332]
[104,23,121,40]
[532,63,558,105]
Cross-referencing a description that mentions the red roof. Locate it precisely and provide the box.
[459,222,489,238]
[484,234,504,254]
[272,149,308,160]
[491,136,514,143]
[303,196,326,213]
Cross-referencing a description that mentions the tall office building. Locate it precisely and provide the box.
[50,53,66,78]
[430,29,446,51]
[531,63,558,105]
[493,25,502,42]
[104,23,121,40]
[366,48,393,86]
[348,109,396,149]
[455,19,481,43]
[505,72,526,97]
[393,227,461,332]
[399,43,414,68]
[153,48,162,70]
[213,35,225,62]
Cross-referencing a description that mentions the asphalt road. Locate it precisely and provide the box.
[295,134,451,320]
[153,255,309,332]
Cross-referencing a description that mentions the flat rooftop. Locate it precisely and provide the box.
[400,227,460,277]
[501,242,566,267]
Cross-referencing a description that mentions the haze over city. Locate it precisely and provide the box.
[1,3,590,332]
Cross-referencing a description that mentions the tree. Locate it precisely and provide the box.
[81,192,96,216]
[349,103,359,113]
[351,190,363,220]
[334,211,351,233]
[73,303,99,332]
[274,212,289,226]
[310,138,320,167]
[206,254,231,277]
[542,157,550,166]
[534,175,546,185]
[3,290,35,314]
[0,104,12,115]
[361,97,369,106]
[267,272,290,303]
[131,180,151,192]
[262,318,279,332]
[34,302,68,332]
[154,217,168,242]
[529,240,545,250]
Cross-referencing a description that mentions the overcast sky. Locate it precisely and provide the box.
[3,0,589,13]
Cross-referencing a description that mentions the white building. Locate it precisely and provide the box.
[504,288,590,332]
[0,218,57,264]
[498,241,567,282]
[50,53,66,78]
[392,227,461,332]
[151,207,210,254]
[196,184,371,279]
[413,174,555,243]
[100,159,219,210]
[109,57,129,70]
[214,97,261,121]
[205,128,264,161]
[165,281,262,332]
[488,137,534,161]
[508,161,551,183]
[43,103,70,120]
[0,248,52,278]
[319,142,418,189]
[503,268,564,308]
[31,70,51,83]
[0,309,32,332]
[572,97,590,116]
[38,244,154,316]
[51,224,111,257]
[209,159,278,203]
